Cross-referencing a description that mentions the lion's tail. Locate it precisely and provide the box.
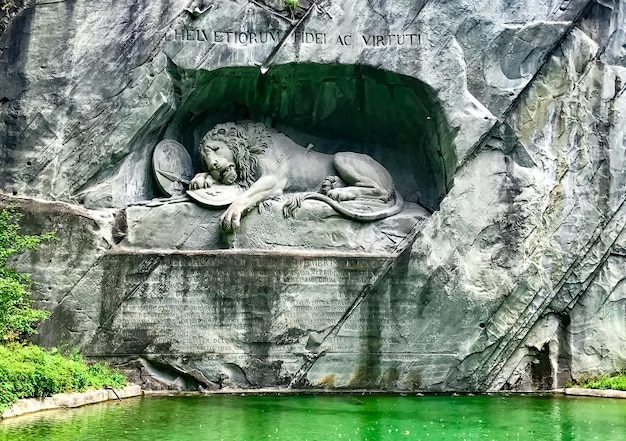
[282,190,404,222]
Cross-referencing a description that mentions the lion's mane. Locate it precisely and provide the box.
[200,122,272,189]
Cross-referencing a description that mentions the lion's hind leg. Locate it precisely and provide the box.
[328,152,394,202]
[321,175,345,195]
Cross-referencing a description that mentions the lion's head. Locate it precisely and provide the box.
[199,122,272,189]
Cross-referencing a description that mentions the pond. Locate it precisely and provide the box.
[1,393,625,440]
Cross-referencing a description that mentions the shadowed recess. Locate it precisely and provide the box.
[163,62,456,210]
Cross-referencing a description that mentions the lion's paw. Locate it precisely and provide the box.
[189,173,214,190]
[326,188,355,201]
[220,204,243,232]
[321,175,341,195]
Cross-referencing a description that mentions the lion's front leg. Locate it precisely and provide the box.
[189,172,216,190]
[220,175,285,232]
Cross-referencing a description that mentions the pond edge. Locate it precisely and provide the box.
[3,386,625,419]
[1,385,142,419]
[562,387,626,399]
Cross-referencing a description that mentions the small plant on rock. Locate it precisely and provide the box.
[0,204,54,342]
[284,0,299,8]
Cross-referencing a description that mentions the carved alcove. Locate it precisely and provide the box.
[117,62,456,251]
[163,62,455,211]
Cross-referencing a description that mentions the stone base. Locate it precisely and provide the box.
[563,388,626,399]
[1,385,142,419]
[122,198,430,252]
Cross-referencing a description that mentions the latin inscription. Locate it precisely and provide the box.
[167,29,422,47]
[103,255,385,355]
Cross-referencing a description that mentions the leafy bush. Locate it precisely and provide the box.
[570,373,626,391]
[0,343,126,411]
[0,204,127,413]
[0,204,55,341]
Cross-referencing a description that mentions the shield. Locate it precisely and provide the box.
[152,139,194,197]
[186,185,243,208]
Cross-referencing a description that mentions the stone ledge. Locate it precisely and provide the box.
[1,385,142,419]
[563,388,626,399]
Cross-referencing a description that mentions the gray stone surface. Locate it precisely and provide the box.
[1,385,142,419]
[122,199,429,252]
[2,0,626,392]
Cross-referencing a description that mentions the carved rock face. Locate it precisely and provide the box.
[3,0,626,393]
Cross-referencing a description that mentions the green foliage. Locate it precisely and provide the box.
[569,373,626,391]
[0,204,55,341]
[0,204,127,413]
[0,343,126,411]
[284,0,298,8]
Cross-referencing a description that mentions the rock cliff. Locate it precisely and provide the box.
[2,0,625,391]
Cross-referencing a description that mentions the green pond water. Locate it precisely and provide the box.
[2,394,626,441]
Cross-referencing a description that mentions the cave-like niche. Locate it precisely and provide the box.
[162,63,455,211]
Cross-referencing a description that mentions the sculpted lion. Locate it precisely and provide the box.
[189,122,403,232]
